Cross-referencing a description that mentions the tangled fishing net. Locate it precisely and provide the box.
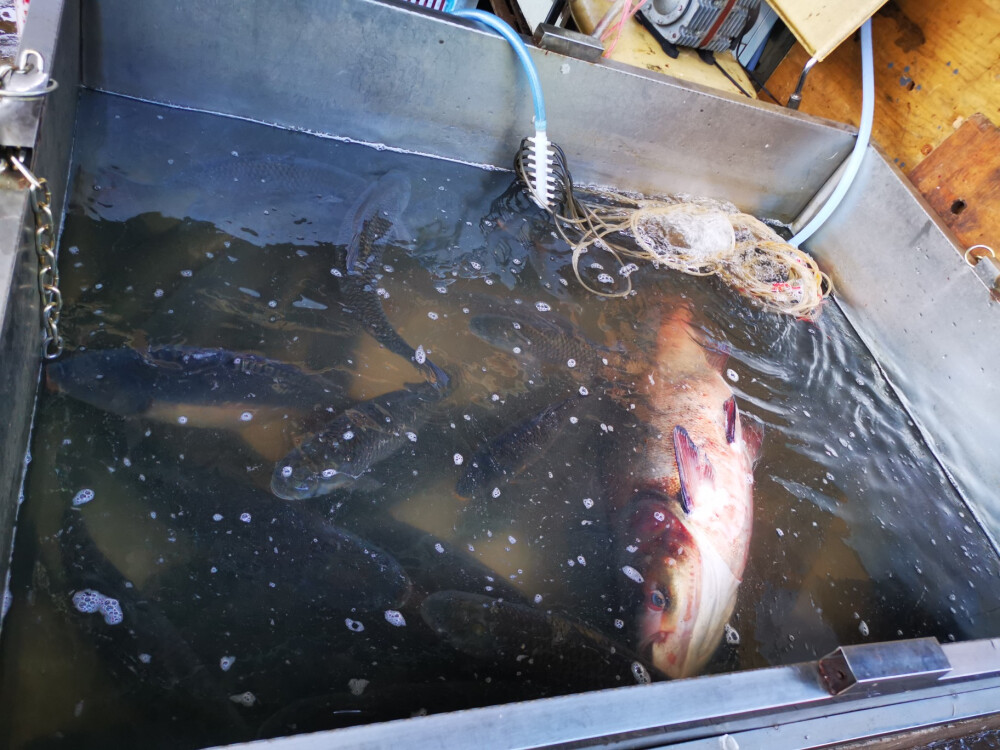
[515,140,832,319]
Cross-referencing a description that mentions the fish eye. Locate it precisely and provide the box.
[650,589,667,609]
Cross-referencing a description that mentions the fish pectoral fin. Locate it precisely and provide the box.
[724,396,738,445]
[673,426,715,514]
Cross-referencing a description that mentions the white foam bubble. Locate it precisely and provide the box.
[240,411,253,422]
[72,488,95,506]
[240,513,251,523]
[384,610,406,627]
[582,497,594,509]
[578,386,589,396]
[622,565,645,584]
[212,513,223,522]
[491,487,501,499]
[614,618,625,629]
[406,432,417,442]
[535,301,551,312]
[321,468,338,478]
[434,542,445,554]
[342,431,354,441]
[139,653,152,664]
[567,359,576,368]
[345,618,365,632]
[230,691,256,707]
[453,453,464,466]
[724,623,741,645]
[414,345,427,365]
[219,655,236,671]
[631,661,652,684]
[99,598,123,625]
[281,465,293,478]
[72,589,104,614]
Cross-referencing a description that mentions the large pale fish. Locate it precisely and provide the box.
[614,305,762,679]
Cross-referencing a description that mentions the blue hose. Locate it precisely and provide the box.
[449,8,547,131]
[789,19,875,248]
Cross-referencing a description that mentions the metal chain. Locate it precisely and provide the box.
[9,155,64,359]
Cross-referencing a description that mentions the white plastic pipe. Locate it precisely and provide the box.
[789,19,875,248]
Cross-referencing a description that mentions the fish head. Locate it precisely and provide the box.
[625,493,739,679]
[271,445,351,500]
[468,314,535,355]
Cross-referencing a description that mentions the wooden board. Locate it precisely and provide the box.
[767,0,888,61]
[569,0,757,98]
[909,113,1000,271]
[765,0,1000,172]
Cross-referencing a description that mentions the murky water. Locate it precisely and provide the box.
[1,92,999,748]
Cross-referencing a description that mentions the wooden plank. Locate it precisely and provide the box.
[766,0,888,61]
[765,0,1000,172]
[569,0,757,98]
[909,113,1000,270]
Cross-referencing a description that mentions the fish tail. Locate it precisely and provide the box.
[423,359,453,395]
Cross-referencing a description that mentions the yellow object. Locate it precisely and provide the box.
[767,0,889,61]
[569,0,756,98]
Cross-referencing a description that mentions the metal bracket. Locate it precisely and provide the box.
[818,637,951,696]
[533,23,605,62]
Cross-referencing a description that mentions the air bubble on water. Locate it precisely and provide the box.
[579,386,589,396]
[123,457,131,467]
[508,535,517,544]
[240,513,251,523]
[434,542,445,554]
[631,662,651,684]
[139,653,152,664]
[597,273,614,284]
[72,590,104,614]
[72,488,95,506]
[570,416,579,425]
[725,623,740,645]
[180,269,193,278]
[154,289,164,298]
[330,268,343,277]
[492,487,501,499]
[614,618,624,630]
[567,359,576,368]
[414,345,427,365]
[348,678,369,697]
[405,432,417,442]
[467,544,475,552]
[376,287,390,299]
[230,691,256,707]
[491,394,500,402]
[726,369,739,382]
[238,411,254,423]
[533,594,543,604]
[220,656,236,672]
[535,301,551,312]
[342,430,355,441]
[281,465,293,478]
[436,285,448,294]
[824,444,839,458]
[453,453,464,466]
[469,261,482,271]
[99,598,123,625]
[577,555,587,566]
[177,416,188,425]
[626,544,639,554]
[622,565,644,583]
[210,566,218,574]
[212,513,223,522]
[859,620,870,637]
[776,528,784,537]
[321,468,338,479]
[653,510,665,522]
[512,346,522,354]
[384,610,406,627]
[582,497,594,509]
[268,300,277,308]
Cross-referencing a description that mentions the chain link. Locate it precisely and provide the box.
[9,155,63,359]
